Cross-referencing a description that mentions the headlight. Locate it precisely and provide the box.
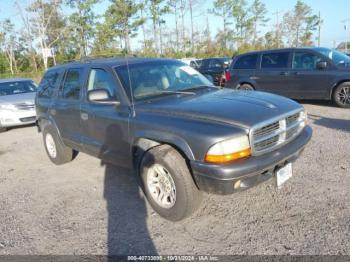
[299,110,308,126]
[204,135,251,164]
[0,104,16,111]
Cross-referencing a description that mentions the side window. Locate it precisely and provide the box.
[38,69,63,98]
[62,68,84,100]
[233,54,258,69]
[209,59,222,68]
[87,68,117,99]
[261,52,289,69]
[293,51,323,70]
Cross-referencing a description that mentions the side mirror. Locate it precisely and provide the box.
[87,89,120,105]
[316,61,327,70]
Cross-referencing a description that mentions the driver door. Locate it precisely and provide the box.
[80,67,131,167]
[289,50,334,99]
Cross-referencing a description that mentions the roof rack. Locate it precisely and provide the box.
[62,52,138,64]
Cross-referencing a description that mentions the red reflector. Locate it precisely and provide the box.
[225,70,231,81]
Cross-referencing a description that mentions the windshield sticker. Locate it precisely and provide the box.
[180,66,199,75]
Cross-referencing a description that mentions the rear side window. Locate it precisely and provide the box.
[209,59,222,68]
[61,68,84,100]
[233,54,258,69]
[38,69,63,98]
[261,52,289,69]
[87,68,117,99]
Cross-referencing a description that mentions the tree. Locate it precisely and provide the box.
[250,0,269,46]
[15,0,38,72]
[168,0,180,52]
[149,0,169,55]
[27,0,66,69]
[106,0,143,53]
[188,0,201,54]
[210,0,233,50]
[0,19,18,74]
[283,0,318,47]
[66,0,99,58]
[231,0,253,47]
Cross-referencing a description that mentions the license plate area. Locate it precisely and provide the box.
[276,163,293,187]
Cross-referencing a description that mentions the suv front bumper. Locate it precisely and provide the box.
[190,126,312,194]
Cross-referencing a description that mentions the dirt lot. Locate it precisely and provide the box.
[0,101,349,255]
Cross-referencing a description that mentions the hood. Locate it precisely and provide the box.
[136,89,303,129]
[0,92,36,106]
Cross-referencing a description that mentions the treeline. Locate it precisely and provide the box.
[0,0,320,76]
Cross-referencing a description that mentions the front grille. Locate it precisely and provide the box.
[250,110,304,155]
[14,103,35,111]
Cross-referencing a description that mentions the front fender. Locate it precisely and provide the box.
[133,130,195,160]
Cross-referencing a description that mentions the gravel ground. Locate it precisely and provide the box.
[0,101,349,255]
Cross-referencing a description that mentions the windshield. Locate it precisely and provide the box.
[0,81,37,96]
[115,60,214,101]
[315,48,350,67]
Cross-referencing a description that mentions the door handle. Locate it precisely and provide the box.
[81,112,89,121]
[294,72,301,75]
[280,72,289,76]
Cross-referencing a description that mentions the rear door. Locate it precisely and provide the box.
[80,66,131,167]
[254,51,293,97]
[52,67,86,150]
[289,50,335,99]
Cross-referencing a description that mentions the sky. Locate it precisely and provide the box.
[0,0,349,49]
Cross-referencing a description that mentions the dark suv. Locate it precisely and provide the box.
[226,47,350,108]
[197,57,231,86]
[35,58,312,221]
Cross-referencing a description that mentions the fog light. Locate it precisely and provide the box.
[234,180,241,189]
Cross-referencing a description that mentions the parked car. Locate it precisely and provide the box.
[0,78,37,132]
[197,57,231,86]
[36,58,312,221]
[225,47,350,108]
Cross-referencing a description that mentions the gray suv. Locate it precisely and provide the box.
[35,58,312,221]
[226,47,350,108]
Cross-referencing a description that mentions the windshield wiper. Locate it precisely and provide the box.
[156,90,195,95]
[180,85,212,92]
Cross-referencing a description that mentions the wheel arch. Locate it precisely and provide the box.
[330,80,350,99]
[239,82,256,90]
[131,134,195,171]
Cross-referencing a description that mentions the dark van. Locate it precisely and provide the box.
[225,47,350,108]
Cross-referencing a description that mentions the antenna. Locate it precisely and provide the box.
[341,18,350,52]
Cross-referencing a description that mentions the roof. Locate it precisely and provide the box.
[48,57,179,71]
[0,78,32,83]
[236,47,330,57]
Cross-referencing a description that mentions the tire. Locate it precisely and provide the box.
[43,125,78,165]
[140,145,202,221]
[238,83,255,91]
[0,127,7,133]
[332,83,350,108]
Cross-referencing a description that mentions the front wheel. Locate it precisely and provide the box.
[140,145,202,221]
[0,127,7,133]
[333,83,350,108]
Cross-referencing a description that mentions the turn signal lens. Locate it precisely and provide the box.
[205,148,252,164]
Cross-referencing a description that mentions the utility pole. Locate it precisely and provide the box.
[272,10,283,48]
[341,18,350,52]
[317,11,321,47]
